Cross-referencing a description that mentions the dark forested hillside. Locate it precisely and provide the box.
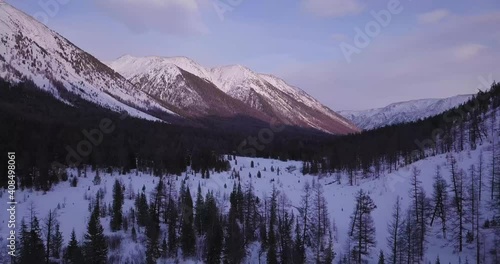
[0,78,499,191]
[0,78,332,189]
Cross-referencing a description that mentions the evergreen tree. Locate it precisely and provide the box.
[17,219,31,264]
[146,204,161,264]
[293,218,305,264]
[299,181,313,248]
[167,199,178,257]
[204,191,223,263]
[51,223,63,259]
[180,186,196,258]
[135,189,149,227]
[194,183,205,236]
[224,183,246,263]
[83,201,108,264]
[19,208,46,264]
[111,179,124,231]
[349,189,376,263]
[64,229,84,264]
[267,186,279,264]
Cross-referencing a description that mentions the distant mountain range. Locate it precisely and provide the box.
[0,1,358,135]
[338,95,472,130]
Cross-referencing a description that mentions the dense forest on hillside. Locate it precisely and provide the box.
[0,78,499,191]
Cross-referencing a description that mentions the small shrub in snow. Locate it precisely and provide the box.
[70,177,78,187]
[107,234,122,251]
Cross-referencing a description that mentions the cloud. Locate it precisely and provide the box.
[452,44,486,60]
[277,12,500,110]
[94,0,209,35]
[417,9,450,24]
[303,0,364,18]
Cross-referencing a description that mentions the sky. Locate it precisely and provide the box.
[5,0,500,110]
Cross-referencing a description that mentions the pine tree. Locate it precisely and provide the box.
[194,183,205,236]
[299,181,313,248]
[293,218,305,264]
[224,183,246,263]
[180,186,196,258]
[84,200,108,264]
[17,219,31,264]
[64,229,84,264]
[204,191,224,263]
[111,179,124,231]
[167,199,178,257]
[267,185,280,264]
[251,160,254,168]
[19,207,46,264]
[146,204,161,264]
[51,223,63,259]
[135,189,149,227]
[277,193,293,264]
[309,180,333,263]
[349,189,376,263]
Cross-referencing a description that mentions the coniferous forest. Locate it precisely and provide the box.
[1,79,500,264]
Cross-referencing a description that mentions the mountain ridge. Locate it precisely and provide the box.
[108,54,360,134]
[338,94,472,130]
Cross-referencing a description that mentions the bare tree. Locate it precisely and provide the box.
[44,209,57,264]
[387,197,405,264]
[430,165,448,238]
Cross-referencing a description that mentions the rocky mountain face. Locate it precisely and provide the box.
[109,55,359,134]
[338,95,472,130]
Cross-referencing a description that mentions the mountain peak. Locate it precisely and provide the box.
[339,94,472,130]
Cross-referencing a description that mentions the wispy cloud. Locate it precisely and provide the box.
[94,0,209,35]
[452,44,486,60]
[417,9,450,24]
[302,0,364,18]
[278,12,500,110]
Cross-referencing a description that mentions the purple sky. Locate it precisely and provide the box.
[6,0,500,110]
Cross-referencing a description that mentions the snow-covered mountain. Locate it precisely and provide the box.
[106,55,267,120]
[338,95,472,130]
[0,1,180,121]
[109,55,359,134]
[0,1,358,134]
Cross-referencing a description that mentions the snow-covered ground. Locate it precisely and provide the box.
[1,140,496,263]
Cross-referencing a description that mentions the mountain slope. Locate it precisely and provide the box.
[107,55,269,120]
[338,95,472,130]
[109,55,359,135]
[0,2,175,121]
